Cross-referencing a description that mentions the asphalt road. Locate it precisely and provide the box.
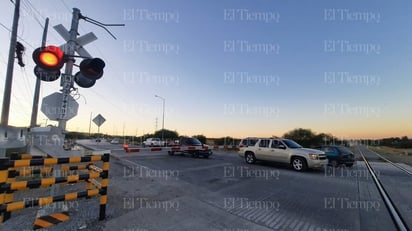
[2,141,410,231]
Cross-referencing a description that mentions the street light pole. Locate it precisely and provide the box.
[155,95,165,145]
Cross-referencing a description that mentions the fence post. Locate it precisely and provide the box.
[0,158,11,222]
[99,153,110,220]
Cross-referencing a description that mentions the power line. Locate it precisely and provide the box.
[0,22,12,33]
[0,21,36,50]
[59,0,71,12]
[21,0,45,29]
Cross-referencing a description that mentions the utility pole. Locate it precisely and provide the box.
[155,95,165,143]
[30,18,49,128]
[58,8,81,130]
[1,0,20,126]
[155,117,158,132]
[88,112,92,136]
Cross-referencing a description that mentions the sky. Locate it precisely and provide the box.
[0,0,411,139]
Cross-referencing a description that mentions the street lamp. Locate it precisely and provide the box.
[155,95,165,145]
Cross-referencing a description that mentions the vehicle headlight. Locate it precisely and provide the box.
[308,154,319,160]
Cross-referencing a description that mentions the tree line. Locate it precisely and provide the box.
[65,128,412,148]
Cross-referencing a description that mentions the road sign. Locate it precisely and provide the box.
[54,24,97,58]
[93,114,106,127]
[41,92,78,121]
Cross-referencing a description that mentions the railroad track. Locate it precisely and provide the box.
[357,146,411,231]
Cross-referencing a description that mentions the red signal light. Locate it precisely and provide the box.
[33,46,64,70]
[32,45,65,82]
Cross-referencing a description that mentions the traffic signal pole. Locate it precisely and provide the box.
[30,18,49,128]
[58,8,81,130]
[1,0,20,126]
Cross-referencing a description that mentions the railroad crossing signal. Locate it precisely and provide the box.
[32,45,65,81]
[29,8,123,130]
[54,24,105,88]
[53,24,97,58]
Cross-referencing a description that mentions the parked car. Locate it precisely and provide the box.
[315,145,355,167]
[143,138,165,147]
[168,137,212,158]
[238,138,327,171]
[110,138,120,144]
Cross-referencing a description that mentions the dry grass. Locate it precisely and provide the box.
[370,146,412,166]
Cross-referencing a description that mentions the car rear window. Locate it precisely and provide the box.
[241,138,258,146]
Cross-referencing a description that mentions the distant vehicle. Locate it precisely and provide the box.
[238,138,327,171]
[167,139,180,146]
[95,138,101,142]
[110,138,120,144]
[315,145,355,167]
[143,138,165,147]
[168,137,212,158]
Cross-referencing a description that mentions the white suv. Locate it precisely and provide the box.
[238,138,327,171]
[143,138,165,147]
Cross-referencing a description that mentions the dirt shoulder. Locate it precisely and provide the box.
[369,146,412,167]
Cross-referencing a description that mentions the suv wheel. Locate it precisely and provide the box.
[291,157,307,171]
[168,151,174,156]
[245,152,256,164]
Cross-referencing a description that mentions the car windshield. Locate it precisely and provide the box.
[185,138,202,145]
[337,146,353,155]
[282,139,303,148]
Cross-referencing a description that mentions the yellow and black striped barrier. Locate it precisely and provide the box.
[33,211,70,230]
[0,153,110,225]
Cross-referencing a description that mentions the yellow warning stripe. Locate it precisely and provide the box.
[33,212,70,229]
[49,212,70,222]
[14,160,30,168]
[65,192,78,201]
[6,201,25,212]
[34,218,54,228]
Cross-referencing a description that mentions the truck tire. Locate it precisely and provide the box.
[291,157,307,171]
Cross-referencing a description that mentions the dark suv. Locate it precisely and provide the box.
[315,145,355,167]
[168,137,212,158]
